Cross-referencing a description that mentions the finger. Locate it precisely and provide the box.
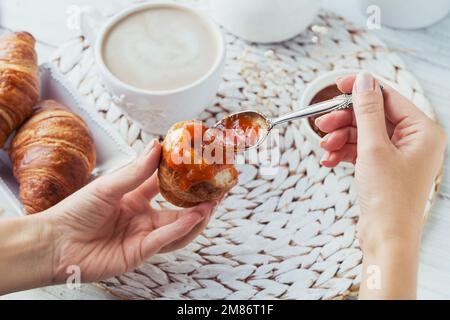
[381,84,428,125]
[336,75,356,93]
[141,211,204,259]
[317,116,391,143]
[386,118,395,138]
[129,172,159,200]
[338,75,426,127]
[320,144,357,167]
[352,71,389,148]
[157,201,219,253]
[320,127,357,152]
[93,140,161,198]
[315,109,354,133]
[152,200,217,229]
[315,100,395,137]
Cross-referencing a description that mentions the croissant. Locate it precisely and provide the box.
[10,100,96,214]
[0,31,39,147]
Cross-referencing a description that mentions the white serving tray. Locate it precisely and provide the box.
[0,63,136,217]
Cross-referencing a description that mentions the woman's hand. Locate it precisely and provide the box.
[315,72,446,299]
[43,140,218,284]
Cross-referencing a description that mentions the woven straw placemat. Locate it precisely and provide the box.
[49,3,440,300]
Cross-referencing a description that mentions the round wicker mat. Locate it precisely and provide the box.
[49,3,440,300]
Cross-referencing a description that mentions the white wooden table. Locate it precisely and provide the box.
[0,0,449,300]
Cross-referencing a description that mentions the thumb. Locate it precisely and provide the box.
[93,139,161,198]
[352,71,389,148]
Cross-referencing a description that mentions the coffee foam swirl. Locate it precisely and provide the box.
[103,7,218,91]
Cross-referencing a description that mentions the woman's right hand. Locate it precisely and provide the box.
[315,72,446,299]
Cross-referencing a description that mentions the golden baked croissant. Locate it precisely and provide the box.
[10,100,96,214]
[0,31,39,147]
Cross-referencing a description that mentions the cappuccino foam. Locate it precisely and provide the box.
[103,7,218,91]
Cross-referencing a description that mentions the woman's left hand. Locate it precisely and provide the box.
[43,140,217,284]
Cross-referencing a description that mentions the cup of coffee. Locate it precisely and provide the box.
[80,2,226,134]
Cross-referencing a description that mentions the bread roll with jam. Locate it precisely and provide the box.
[158,120,238,208]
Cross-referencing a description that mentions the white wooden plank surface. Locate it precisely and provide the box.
[0,0,449,299]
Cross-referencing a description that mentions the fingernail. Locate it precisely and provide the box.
[336,76,343,83]
[144,139,158,155]
[355,71,374,93]
[314,117,322,127]
[320,151,329,164]
[319,134,329,148]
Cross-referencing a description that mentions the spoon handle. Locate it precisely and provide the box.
[269,94,353,128]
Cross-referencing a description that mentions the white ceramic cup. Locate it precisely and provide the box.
[299,69,402,167]
[210,0,322,43]
[358,0,450,29]
[80,2,226,135]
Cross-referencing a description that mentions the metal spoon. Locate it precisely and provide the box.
[214,93,353,150]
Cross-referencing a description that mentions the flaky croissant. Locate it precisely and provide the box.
[0,31,39,147]
[10,100,96,214]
